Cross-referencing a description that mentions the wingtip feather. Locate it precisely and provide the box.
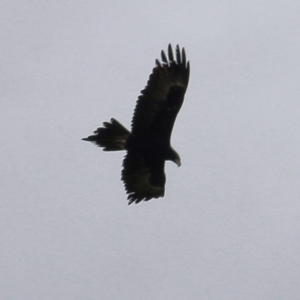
[176,45,181,64]
[161,50,168,65]
[182,48,186,66]
[168,44,174,62]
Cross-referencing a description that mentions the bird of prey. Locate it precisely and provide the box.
[83,44,190,204]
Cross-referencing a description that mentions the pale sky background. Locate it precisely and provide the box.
[1,1,300,299]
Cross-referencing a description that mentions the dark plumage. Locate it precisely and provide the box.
[82,44,190,204]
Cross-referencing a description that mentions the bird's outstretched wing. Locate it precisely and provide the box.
[122,150,165,204]
[122,45,189,203]
[130,44,190,141]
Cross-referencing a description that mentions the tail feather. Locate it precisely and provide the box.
[82,118,130,151]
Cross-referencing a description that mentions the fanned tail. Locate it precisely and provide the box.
[82,118,130,151]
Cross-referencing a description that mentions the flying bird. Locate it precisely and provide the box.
[82,44,190,204]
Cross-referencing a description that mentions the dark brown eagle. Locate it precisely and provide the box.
[82,44,190,204]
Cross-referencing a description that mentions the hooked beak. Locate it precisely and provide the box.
[175,158,181,167]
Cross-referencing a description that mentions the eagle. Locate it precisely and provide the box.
[83,44,190,204]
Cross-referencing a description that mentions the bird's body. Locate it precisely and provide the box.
[83,44,190,204]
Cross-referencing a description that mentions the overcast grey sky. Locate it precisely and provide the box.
[1,1,300,299]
